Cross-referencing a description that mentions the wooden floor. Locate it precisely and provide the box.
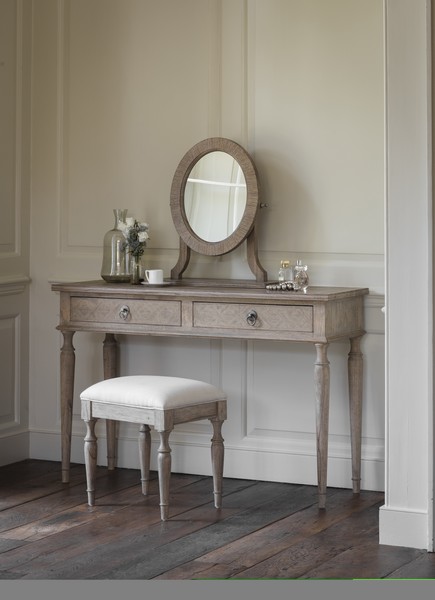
[0,459,434,580]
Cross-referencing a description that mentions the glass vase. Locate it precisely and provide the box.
[101,209,130,283]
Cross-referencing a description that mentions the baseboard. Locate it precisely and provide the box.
[379,505,430,550]
[29,429,384,492]
[0,430,30,466]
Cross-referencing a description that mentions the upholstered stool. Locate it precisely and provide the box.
[80,375,227,520]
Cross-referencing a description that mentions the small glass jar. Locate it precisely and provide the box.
[130,255,142,285]
[294,259,309,292]
[278,260,291,282]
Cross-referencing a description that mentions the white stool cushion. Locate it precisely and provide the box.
[80,376,226,410]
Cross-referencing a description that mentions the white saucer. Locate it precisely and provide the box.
[141,281,173,287]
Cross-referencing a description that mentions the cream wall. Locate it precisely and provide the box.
[1,0,391,536]
[0,0,31,464]
[381,0,433,551]
[27,0,386,493]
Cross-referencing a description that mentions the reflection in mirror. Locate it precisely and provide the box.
[184,152,247,242]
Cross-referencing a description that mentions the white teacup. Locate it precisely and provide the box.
[145,269,164,284]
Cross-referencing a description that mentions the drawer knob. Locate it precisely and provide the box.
[246,309,258,326]
[119,305,131,320]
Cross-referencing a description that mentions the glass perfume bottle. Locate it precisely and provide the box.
[278,260,291,282]
[101,209,131,283]
[294,259,309,292]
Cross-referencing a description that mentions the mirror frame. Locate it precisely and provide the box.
[170,137,267,282]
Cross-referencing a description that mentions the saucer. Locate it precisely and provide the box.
[141,281,173,287]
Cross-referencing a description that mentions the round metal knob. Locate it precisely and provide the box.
[119,305,130,320]
[246,309,258,326]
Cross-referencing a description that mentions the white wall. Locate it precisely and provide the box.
[13,0,435,547]
[380,0,434,551]
[27,0,386,496]
[0,0,31,465]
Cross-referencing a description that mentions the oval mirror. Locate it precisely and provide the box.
[170,137,259,257]
[170,137,267,282]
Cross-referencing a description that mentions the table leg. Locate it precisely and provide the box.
[103,333,119,470]
[314,342,330,509]
[348,334,363,494]
[60,330,75,484]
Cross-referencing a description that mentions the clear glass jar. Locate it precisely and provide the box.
[101,209,131,283]
[129,254,142,285]
[294,259,309,292]
[278,260,291,282]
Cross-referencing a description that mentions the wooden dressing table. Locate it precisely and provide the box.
[52,278,368,508]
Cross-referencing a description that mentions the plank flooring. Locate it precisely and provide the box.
[0,459,434,580]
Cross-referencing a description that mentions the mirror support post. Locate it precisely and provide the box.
[170,239,191,280]
[247,229,268,282]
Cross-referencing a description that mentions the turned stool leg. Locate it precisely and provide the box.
[84,417,98,506]
[157,429,172,521]
[210,416,225,509]
[139,424,151,495]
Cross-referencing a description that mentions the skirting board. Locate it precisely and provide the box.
[379,505,431,551]
[29,430,385,493]
[0,431,29,467]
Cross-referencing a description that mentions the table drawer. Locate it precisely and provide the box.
[193,302,313,332]
[70,297,181,326]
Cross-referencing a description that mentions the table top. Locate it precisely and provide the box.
[52,279,369,303]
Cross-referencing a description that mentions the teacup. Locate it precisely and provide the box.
[145,269,164,284]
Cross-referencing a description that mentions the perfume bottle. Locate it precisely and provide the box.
[278,260,291,282]
[294,259,309,292]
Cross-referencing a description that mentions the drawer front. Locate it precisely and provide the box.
[70,298,181,326]
[193,302,313,332]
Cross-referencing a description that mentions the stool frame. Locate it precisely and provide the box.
[81,394,226,521]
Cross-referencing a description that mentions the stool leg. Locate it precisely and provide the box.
[157,429,172,521]
[139,424,151,495]
[84,417,98,506]
[210,417,225,509]
[105,420,118,471]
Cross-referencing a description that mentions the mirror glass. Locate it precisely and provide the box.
[184,151,247,242]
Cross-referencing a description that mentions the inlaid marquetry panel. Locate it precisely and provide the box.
[70,297,181,326]
[193,302,313,332]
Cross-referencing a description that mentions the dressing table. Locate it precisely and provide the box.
[52,138,368,508]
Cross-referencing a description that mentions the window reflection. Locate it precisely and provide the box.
[184,151,247,242]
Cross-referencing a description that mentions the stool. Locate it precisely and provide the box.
[80,375,227,520]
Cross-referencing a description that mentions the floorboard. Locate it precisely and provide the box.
[0,460,433,581]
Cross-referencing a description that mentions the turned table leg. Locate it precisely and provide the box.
[210,416,225,509]
[314,342,330,509]
[84,417,98,506]
[60,330,75,484]
[157,429,172,521]
[103,333,119,470]
[348,334,364,494]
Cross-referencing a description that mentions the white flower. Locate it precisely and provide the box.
[119,218,150,258]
